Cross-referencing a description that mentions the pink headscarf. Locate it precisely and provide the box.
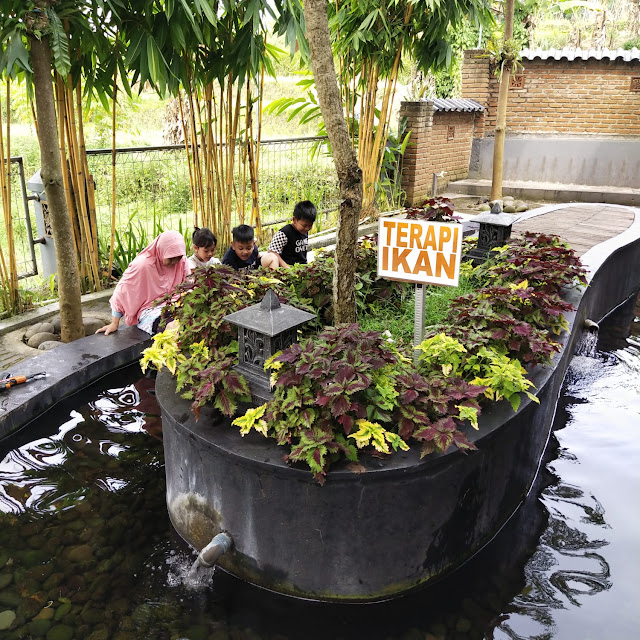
[110,230,191,326]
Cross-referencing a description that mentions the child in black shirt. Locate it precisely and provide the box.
[222,224,278,271]
[268,200,316,267]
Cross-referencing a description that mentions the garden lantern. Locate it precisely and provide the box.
[466,202,516,265]
[222,289,316,403]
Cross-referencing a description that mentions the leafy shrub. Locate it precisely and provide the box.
[405,196,461,223]
[143,229,586,483]
[482,232,587,295]
[141,327,250,419]
[415,333,537,413]
[142,264,315,416]
[234,324,484,483]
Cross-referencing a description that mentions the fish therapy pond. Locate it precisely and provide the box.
[0,293,638,640]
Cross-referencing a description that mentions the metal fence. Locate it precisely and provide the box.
[85,136,339,243]
[4,157,38,279]
[4,136,339,283]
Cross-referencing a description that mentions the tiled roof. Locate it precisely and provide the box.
[431,98,484,113]
[521,47,640,62]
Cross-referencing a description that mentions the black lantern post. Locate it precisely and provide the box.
[222,289,316,403]
[466,202,516,265]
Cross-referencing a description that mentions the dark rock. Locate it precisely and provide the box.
[45,623,74,640]
[43,573,64,591]
[79,604,103,625]
[28,618,52,637]
[0,589,21,607]
[33,607,55,621]
[64,545,94,564]
[86,627,110,640]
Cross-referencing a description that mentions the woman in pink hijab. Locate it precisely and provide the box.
[96,231,191,335]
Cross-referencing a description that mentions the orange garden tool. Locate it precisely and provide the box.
[0,372,46,391]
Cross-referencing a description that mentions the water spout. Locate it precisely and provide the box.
[196,532,233,568]
[584,319,599,332]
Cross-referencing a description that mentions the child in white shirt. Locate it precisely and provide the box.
[187,227,220,270]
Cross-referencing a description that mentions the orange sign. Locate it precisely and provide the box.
[377,218,463,286]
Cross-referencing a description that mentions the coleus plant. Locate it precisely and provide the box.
[405,196,462,223]
[233,324,485,484]
[483,231,587,294]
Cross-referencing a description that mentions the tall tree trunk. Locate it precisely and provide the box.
[30,35,85,342]
[304,0,363,324]
[490,0,515,202]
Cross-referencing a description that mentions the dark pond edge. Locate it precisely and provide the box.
[157,207,640,602]
[0,327,151,441]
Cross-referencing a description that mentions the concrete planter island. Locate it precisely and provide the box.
[156,206,640,602]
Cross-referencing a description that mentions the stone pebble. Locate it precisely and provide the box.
[38,341,61,351]
[83,317,104,336]
[24,322,55,340]
[27,332,58,349]
[0,609,16,631]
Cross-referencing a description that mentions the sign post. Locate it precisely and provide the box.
[377,217,463,363]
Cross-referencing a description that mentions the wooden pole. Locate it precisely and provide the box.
[491,0,515,202]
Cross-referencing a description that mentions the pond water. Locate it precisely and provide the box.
[0,292,638,640]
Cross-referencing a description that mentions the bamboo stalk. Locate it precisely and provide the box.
[204,84,215,230]
[228,82,242,243]
[109,50,118,282]
[0,83,14,311]
[208,84,223,239]
[63,79,91,284]
[3,81,18,305]
[30,99,39,139]
[191,87,206,227]
[251,74,262,235]
[54,74,81,258]
[177,89,199,227]
[194,86,210,229]
[185,71,204,227]
[240,78,250,224]
[75,81,101,290]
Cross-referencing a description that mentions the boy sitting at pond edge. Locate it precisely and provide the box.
[222,224,279,271]
[268,200,316,268]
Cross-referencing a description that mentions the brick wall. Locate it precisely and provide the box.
[399,101,480,205]
[463,53,640,137]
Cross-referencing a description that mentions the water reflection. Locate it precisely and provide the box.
[0,292,638,639]
[495,291,640,640]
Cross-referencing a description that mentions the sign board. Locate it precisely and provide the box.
[377,218,463,287]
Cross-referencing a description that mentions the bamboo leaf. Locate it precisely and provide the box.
[47,9,71,77]
[125,30,145,67]
[195,0,218,26]
[178,0,204,41]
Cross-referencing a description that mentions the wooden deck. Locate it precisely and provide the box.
[511,204,636,256]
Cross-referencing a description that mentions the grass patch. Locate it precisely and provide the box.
[359,264,479,345]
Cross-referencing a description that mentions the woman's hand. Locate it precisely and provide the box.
[95,317,120,335]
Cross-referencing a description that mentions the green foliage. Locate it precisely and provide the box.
[246,324,481,482]
[141,326,250,419]
[405,196,462,223]
[415,336,538,414]
[143,228,583,484]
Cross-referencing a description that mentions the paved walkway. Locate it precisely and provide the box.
[0,202,637,372]
[510,203,636,256]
